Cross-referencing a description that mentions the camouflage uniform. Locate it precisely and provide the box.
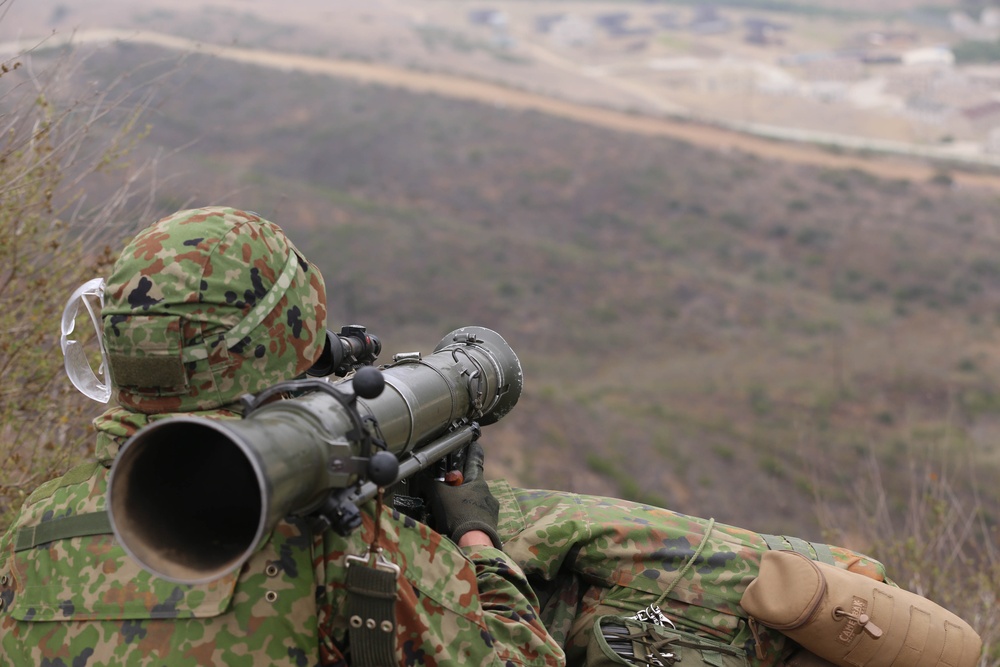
[490,483,893,667]
[0,208,564,667]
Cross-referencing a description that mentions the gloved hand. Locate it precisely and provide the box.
[427,442,502,549]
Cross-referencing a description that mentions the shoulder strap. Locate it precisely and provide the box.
[345,555,399,667]
[759,533,836,565]
[13,511,111,552]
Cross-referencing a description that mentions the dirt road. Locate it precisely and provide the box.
[8,28,1000,190]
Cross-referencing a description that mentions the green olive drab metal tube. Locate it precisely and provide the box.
[107,326,522,584]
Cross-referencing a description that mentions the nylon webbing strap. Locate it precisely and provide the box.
[345,559,398,667]
[760,534,836,565]
[14,511,112,552]
[783,535,818,560]
[810,541,836,565]
[761,534,789,553]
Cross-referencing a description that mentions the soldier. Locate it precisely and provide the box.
[485,483,984,667]
[0,207,982,667]
[0,207,565,667]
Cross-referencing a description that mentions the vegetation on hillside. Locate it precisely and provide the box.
[820,460,999,665]
[471,0,952,21]
[0,47,157,529]
[953,39,1000,63]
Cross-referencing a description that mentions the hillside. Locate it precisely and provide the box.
[25,39,1000,543]
[7,0,998,164]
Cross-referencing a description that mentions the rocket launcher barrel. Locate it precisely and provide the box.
[106,326,522,584]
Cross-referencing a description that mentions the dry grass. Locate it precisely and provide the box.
[818,453,999,667]
[0,44,163,530]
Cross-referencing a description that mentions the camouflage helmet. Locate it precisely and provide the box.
[101,207,327,413]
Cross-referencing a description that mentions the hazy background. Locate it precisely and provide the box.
[3,0,1000,549]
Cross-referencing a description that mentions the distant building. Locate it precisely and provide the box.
[779,52,838,67]
[689,6,731,35]
[956,99,1000,139]
[864,30,919,46]
[595,12,629,27]
[862,53,903,65]
[549,14,594,47]
[468,9,505,27]
[965,66,1000,87]
[690,18,731,35]
[949,10,1000,40]
[652,12,681,30]
[795,55,867,84]
[962,99,1000,123]
[535,14,565,34]
[902,46,955,67]
[594,12,653,37]
[985,126,1000,153]
[692,5,721,24]
[647,56,705,72]
[744,17,789,45]
[744,17,789,32]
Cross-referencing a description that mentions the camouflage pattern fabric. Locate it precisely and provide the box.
[316,504,565,666]
[91,404,242,465]
[101,207,328,414]
[0,207,566,666]
[0,460,319,667]
[490,483,891,667]
[0,451,565,666]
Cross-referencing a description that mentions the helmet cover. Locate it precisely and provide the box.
[101,207,327,413]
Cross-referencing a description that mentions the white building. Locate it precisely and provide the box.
[902,46,955,67]
[549,14,593,47]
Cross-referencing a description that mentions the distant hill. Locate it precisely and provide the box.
[47,41,1000,542]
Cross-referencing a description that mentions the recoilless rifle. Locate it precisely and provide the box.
[106,325,522,585]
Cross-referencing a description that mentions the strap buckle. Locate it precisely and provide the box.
[346,546,400,579]
[632,604,677,629]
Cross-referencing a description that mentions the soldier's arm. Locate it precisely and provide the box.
[426,446,565,665]
[463,542,566,667]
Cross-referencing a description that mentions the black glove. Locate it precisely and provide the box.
[427,442,502,548]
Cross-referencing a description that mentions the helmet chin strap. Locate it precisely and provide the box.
[61,277,112,403]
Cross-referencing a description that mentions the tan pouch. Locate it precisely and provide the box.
[740,550,982,667]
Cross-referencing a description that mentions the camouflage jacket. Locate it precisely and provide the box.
[0,462,565,667]
[490,483,891,667]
